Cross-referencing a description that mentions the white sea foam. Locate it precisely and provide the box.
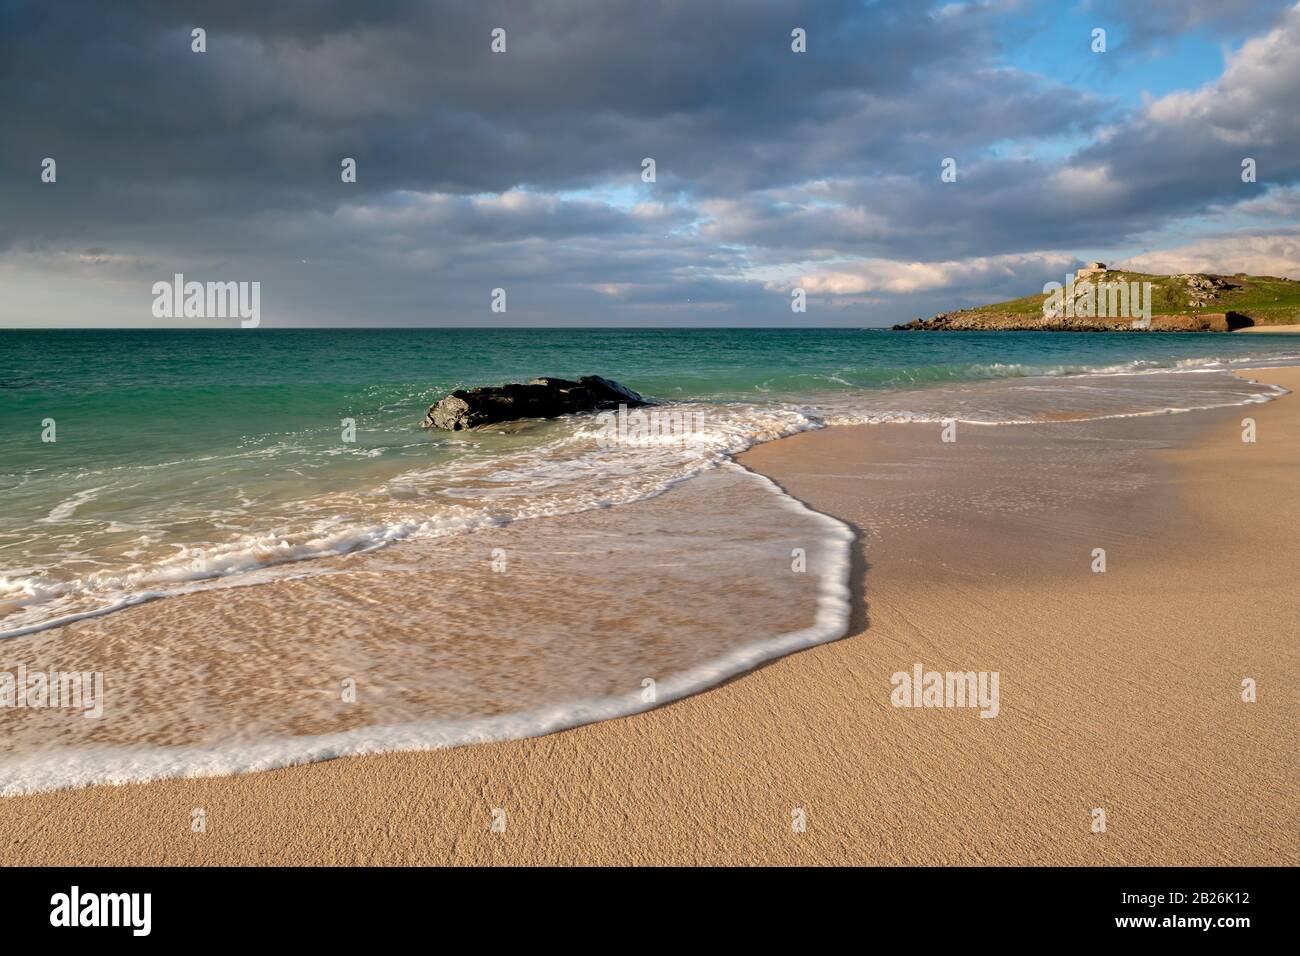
[0,399,823,639]
[2,360,1296,641]
[39,486,105,523]
[0,463,855,795]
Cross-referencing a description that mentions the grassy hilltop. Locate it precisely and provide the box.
[967,271,1300,325]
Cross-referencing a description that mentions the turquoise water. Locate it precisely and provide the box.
[5,327,1298,474]
[7,327,1300,421]
[2,328,1298,638]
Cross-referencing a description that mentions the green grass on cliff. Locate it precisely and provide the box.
[967,271,1300,325]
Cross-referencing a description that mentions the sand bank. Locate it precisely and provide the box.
[1,370,1296,865]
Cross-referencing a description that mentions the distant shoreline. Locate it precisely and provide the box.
[895,268,1300,332]
[893,312,1255,332]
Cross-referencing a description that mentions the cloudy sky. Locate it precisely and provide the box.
[3,0,1299,327]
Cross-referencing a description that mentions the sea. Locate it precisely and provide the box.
[1,328,1297,791]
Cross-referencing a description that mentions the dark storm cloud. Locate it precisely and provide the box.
[1,0,1097,204]
[1,0,1298,325]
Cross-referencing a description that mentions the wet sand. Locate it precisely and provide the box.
[1,370,1296,865]
[0,464,844,790]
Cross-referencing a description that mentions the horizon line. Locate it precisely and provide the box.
[0,325,900,332]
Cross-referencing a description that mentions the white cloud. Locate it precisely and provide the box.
[791,251,1077,295]
[1116,232,1300,278]
[1144,2,1300,145]
[1051,164,1125,202]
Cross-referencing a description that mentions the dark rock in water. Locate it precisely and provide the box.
[423,375,651,430]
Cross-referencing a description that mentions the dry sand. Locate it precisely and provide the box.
[1,370,1296,866]
[1236,325,1300,332]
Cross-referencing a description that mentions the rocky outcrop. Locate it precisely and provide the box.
[892,311,1252,332]
[423,376,650,430]
[1175,273,1234,309]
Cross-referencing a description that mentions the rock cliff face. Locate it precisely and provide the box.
[423,376,650,430]
[892,311,1251,332]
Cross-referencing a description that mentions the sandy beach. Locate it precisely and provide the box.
[1,369,1296,866]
